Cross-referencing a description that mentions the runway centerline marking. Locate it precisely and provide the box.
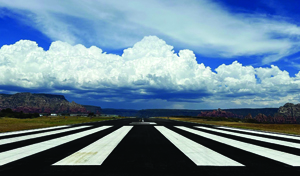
[0,126,91,145]
[53,126,133,165]
[196,126,300,149]
[177,126,300,166]
[0,126,112,166]
[155,126,244,166]
[129,122,156,125]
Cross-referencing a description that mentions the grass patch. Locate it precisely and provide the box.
[0,116,125,133]
[157,117,300,135]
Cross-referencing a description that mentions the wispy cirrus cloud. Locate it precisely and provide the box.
[1,0,300,64]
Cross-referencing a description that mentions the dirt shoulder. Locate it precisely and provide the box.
[157,117,300,135]
[0,116,125,133]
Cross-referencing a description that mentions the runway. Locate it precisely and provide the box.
[0,118,300,176]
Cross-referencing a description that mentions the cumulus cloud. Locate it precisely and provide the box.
[1,0,300,64]
[1,36,300,108]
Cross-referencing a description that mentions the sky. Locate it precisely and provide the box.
[1,0,300,110]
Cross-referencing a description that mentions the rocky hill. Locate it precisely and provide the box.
[271,103,300,123]
[197,108,243,118]
[0,92,88,113]
[276,103,300,117]
[82,105,102,114]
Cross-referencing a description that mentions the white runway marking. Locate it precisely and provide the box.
[53,126,133,165]
[0,126,91,145]
[176,126,300,166]
[0,126,111,166]
[0,125,70,137]
[129,122,157,125]
[155,126,244,166]
[195,126,300,149]
[217,126,300,141]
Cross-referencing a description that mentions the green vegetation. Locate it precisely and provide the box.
[158,117,300,135]
[0,108,40,119]
[0,115,125,133]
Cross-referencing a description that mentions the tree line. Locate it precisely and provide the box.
[0,108,39,119]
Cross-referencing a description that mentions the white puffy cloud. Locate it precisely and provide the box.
[1,36,300,108]
[215,61,258,92]
[1,0,300,64]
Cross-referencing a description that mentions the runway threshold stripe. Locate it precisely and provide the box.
[195,126,300,149]
[53,126,133,165]
[217,126,300,141]
[155,126,244,166]
[0,126,91,145]
[177,126,300,166]
[0,125,69,137]
[0,126,112,166]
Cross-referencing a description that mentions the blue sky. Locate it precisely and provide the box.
[1,0,300,109]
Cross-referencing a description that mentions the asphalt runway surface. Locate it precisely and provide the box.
[0,118,300,176]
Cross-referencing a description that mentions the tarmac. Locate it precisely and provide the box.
[0,118,300,176]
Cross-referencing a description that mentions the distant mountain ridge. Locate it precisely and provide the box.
[3,92,299,122]
[102,108,279,118]
[0,92,88,113]
[102,108,138,116]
